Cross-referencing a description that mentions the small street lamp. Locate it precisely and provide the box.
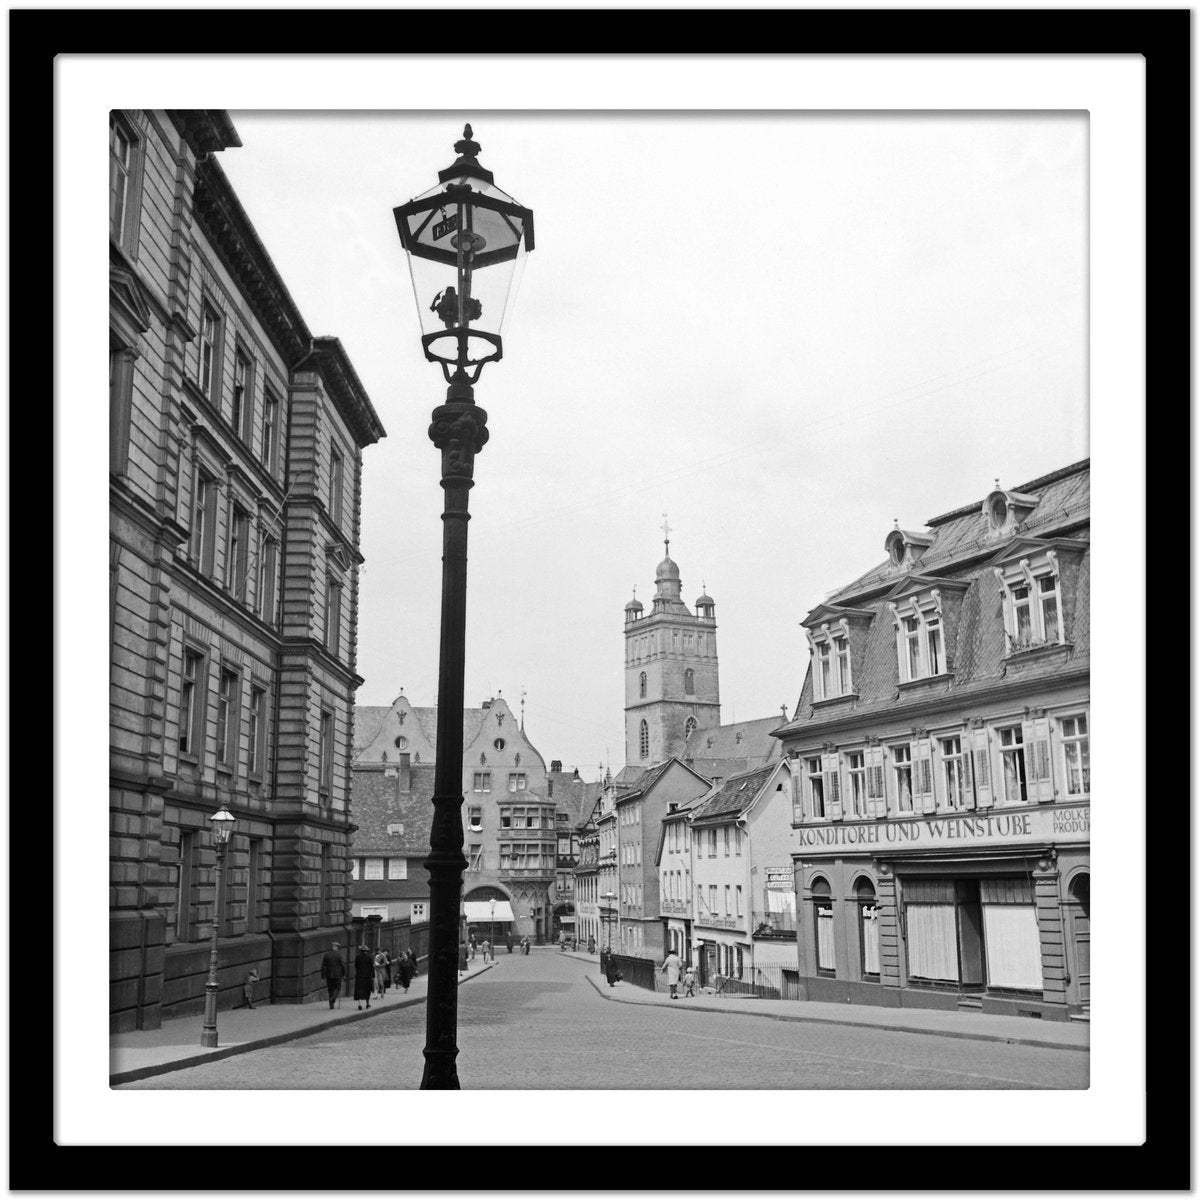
[394,125,534,1091]
[600,890,617,955]
[200,804,236,1048]
[489,897,496,960]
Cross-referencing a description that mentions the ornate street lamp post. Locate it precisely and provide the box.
[394,126,534,1090]
[489,897,496,961]
[200,804,236,1047]
[601,890,617,955]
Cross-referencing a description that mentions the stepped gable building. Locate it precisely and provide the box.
[353,692,566,943]
[109,110,385,1031]
[775,459,1090,1021]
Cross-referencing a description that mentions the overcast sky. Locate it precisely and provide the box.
[220,111,1087,779]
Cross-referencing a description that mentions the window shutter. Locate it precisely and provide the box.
[1023,716,1055,803]
[971,727,993,810]
[823,753,843,821]
[791,772,805,822]
[915,736,935,814]
[865,746,885,817]
[961,735,977,812]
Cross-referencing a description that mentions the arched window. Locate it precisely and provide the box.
[639,719,649,759]
[684,716,697,740]
[684,668,695,695]
[812,876,835,976]
[639,671,647,698]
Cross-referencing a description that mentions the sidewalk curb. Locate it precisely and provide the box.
[582,972,1087,1053]
[110,962,495,1086]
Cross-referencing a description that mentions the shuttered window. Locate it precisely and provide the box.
[905,903,959,982]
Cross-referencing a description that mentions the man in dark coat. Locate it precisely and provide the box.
[320,942,345,1009]
[354,945,375,1010]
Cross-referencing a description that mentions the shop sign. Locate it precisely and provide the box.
[796,805,1090,852]
[764,867,793,891]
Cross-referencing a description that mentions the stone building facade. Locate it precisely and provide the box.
[775,460,1090,1020]
[109,110,385,1031]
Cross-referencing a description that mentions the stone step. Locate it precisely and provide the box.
[957,996,984,1010]
[1069,1011,1090,1022]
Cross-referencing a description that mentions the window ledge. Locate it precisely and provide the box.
[1003,641,1074,667]
[897,672,955,692]
[812,691,859,709]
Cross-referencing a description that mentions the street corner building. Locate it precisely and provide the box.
[109,110,385,1031]
[775,461,1090,1021]
[351,693,601,944]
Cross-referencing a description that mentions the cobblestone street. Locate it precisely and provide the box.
[117,951,1087,1091]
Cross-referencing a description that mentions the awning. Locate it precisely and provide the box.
[464,900,515,922]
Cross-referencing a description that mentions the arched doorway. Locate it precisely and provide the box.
[1068,873,1090,1010]
[811,877,835,977]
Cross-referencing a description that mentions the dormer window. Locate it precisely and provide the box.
[994,550,1064,654]
[884,527,933,573]
[889,592,947,682]
[806,620,855,701]
[982,483,1039,539]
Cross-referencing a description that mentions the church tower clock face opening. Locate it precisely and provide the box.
[624,520,721,767]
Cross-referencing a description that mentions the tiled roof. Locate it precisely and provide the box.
[349,764,436,856]
[351,878,429,901]
[548,772,602,826]
[617,758,676,802]
[691,715,782,763]
[689,763,778,825]
[353,704,493,759]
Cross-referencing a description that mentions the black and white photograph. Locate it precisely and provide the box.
[34,22,1172,1174]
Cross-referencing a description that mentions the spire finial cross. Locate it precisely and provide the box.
[661,513,671,551]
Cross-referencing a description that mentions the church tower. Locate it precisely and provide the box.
[624,521,720,767]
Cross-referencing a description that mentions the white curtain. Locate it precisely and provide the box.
[862,906,880,975]
[816,907,835,970]
[983,904,1043,990]
[906,903,959,981]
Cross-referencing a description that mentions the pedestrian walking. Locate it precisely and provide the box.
[683,965,696,998]
[521,936,530,956]
[588,935,596,955]
[406,948,418,976]
[661,949,683,999]
[374,948,389,997]
[470,934,477,960]
[604,952,621,988]
[236,967,261,1009]
[482,938,491,962]
[558,930,566,952]
[506,935,513,954]
[458,942,469,973]
[354,945,375,1010]
[395,950,414,993]
[320,942,345,1010]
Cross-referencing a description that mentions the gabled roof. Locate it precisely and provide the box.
[349,763,436,857]
[689,763,780,825]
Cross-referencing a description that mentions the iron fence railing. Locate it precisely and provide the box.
[710,963,801,1000]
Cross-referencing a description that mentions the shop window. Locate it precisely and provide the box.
[980,877,1042,992]
[812,877,835,976]
[1060,715,1090,796]
[997,725,1028,803]
[903,879,961,984]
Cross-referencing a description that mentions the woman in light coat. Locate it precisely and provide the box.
[661,950,684,999]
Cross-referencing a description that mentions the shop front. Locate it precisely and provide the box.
[794,805,1090,1019]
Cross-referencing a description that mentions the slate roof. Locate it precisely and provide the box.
[688,763,779,825]
[615,758,676,803]
[780,461,1090,736]
[825,460,1089,607]
[353,705,489,757]
[349,763,436,857]
[547,771,603,827]
[352,878,429,901]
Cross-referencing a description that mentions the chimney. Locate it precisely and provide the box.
[550,760,562,773]
[398,752,411,793]
[572,767,580,780]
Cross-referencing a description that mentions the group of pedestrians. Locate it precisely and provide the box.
[318,941,420,1011]
[660,949,696,999]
